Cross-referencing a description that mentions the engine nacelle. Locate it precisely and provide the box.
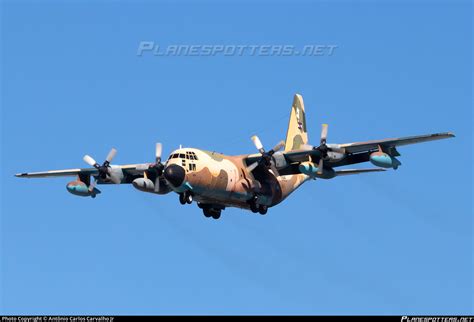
[132,178,155,192]
[298,161,336,179]
[326,144,345,161]
[369,151,401,169]
[272,151,288,169]
[66,180,100,197]
[132,177,171,194]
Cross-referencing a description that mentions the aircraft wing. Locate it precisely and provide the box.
[15,164,146,180]
[338,132,455,154]
[280,132,455,162]
[245,131,455,174]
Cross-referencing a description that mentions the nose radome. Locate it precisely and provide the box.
[164,164,185,187]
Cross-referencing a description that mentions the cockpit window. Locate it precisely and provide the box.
[168,151,198,160]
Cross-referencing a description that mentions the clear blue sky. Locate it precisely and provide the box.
[1,0,472,315]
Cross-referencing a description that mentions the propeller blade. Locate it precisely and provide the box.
[155,143,162,163]
[251,135,265,153]
[271,141,285,153]
[320,124,328,144]
[83,155,98,168]
[154,176,160,192]
[270,163,280,177]
[88,177,97,192]
[105,148,117,163]
[247,162,259,172]
[317,158,324,175]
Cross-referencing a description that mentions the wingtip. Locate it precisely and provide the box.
[15,173,27,177]
[447,132,456,138]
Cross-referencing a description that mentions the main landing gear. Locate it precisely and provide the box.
[179,191,193,205]
[203,208,221,220]
[248,196,268,215]
[197,203,223,220]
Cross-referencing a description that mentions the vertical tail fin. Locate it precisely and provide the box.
[285,94,308,151]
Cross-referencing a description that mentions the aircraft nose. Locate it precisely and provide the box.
[164,164,185,187]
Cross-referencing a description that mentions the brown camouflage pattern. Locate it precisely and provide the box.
[165,147,309,209]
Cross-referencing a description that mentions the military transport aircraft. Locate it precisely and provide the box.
[16,94,454,219]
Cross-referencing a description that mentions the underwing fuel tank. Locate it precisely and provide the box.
[298,162,336,179]
[66,180,100,197]
[369,152,401,169]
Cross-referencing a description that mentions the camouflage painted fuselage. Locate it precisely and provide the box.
[165,148,309,210]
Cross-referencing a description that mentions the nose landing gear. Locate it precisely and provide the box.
[179,191,193,205]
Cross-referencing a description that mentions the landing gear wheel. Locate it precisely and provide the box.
[203,208,212,218]
[211,210,221,220]
[249,196,259,213]
[250,203,259,213]
[258,205,268,215]
[179,193,186,205]
[185,192,193,204]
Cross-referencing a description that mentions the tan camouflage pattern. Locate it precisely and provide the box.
[285,94,308,151]
[165,147,309,209]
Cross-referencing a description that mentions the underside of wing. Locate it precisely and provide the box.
[15,168,98,178]
[335,168,386,176]
[339,132,455,154]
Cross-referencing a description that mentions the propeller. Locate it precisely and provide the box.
[149,142,165,192]
[83,148,120,191]
[132,143,165,192]
[303,124,345,175]
[248,135,285,176]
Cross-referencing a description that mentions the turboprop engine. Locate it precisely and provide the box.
[132,143,171,194]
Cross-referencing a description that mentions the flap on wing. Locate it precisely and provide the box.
[339,132,455,154]
[335,168,386,176]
